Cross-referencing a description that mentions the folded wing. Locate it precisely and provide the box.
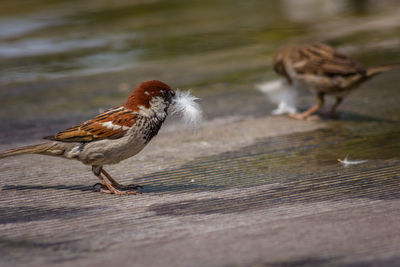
[292,43,366,76]
[44,106,136,142]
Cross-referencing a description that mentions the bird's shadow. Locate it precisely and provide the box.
[2,184,94,192]
[0,205,104,224]
[2,179,223,194]
[138,182,223,194]
[331,111,397,123]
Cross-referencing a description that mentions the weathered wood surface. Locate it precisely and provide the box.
[1,111,400,267]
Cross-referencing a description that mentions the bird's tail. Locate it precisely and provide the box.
[366,62,400,77]
[0,142,55,159]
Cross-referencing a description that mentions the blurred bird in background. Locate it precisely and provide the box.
[273,43,400,119]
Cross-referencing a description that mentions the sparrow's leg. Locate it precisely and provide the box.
[101,169,143,190]
[329,97,343,118]
[91,166,137,195]
[95,173,138,195]
[289,92,325,120]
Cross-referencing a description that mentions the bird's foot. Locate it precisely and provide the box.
[317,110,341,119]
[288,113,320,121]
[113,183,143,190]
[328,112,340,119]
[288,112,305,120]
[100,187,139,195]
[92,183,142,195]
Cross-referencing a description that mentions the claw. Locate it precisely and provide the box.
[92,182,142,195]
[289,113,321,121]
[328,112,340,119]
[288,112,307,120]
[316,110,340,119]
[100,188,138,195]
[94,168,143,195]
[93,183,104,192]
[115,184,143,190]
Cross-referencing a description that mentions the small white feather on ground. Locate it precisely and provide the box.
[338,155,368,166]
[170,90,202,129]
[256,79,298,115]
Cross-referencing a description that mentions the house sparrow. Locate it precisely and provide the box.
[0,80,202,195]
[273,43,400,119]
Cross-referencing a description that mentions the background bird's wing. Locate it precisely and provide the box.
[291,43,366,76]
[44,106,136,142]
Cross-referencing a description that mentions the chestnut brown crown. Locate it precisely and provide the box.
[124,80,175,110]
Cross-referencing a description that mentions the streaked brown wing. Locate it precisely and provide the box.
[44,106,136,142]
[292,43,366,76]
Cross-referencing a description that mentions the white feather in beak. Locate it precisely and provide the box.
[170,90,202,129]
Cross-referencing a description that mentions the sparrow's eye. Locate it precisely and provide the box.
[161,89,175,98]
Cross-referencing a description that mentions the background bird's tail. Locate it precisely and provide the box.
[0,142,54,159]
[366,62,400,77]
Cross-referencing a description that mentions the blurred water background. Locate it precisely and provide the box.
[0,0,400,144]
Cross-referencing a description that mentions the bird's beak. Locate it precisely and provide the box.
[168,90,176,103]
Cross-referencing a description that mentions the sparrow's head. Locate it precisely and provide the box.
[125,80,202,129]
[124,80,175,111]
